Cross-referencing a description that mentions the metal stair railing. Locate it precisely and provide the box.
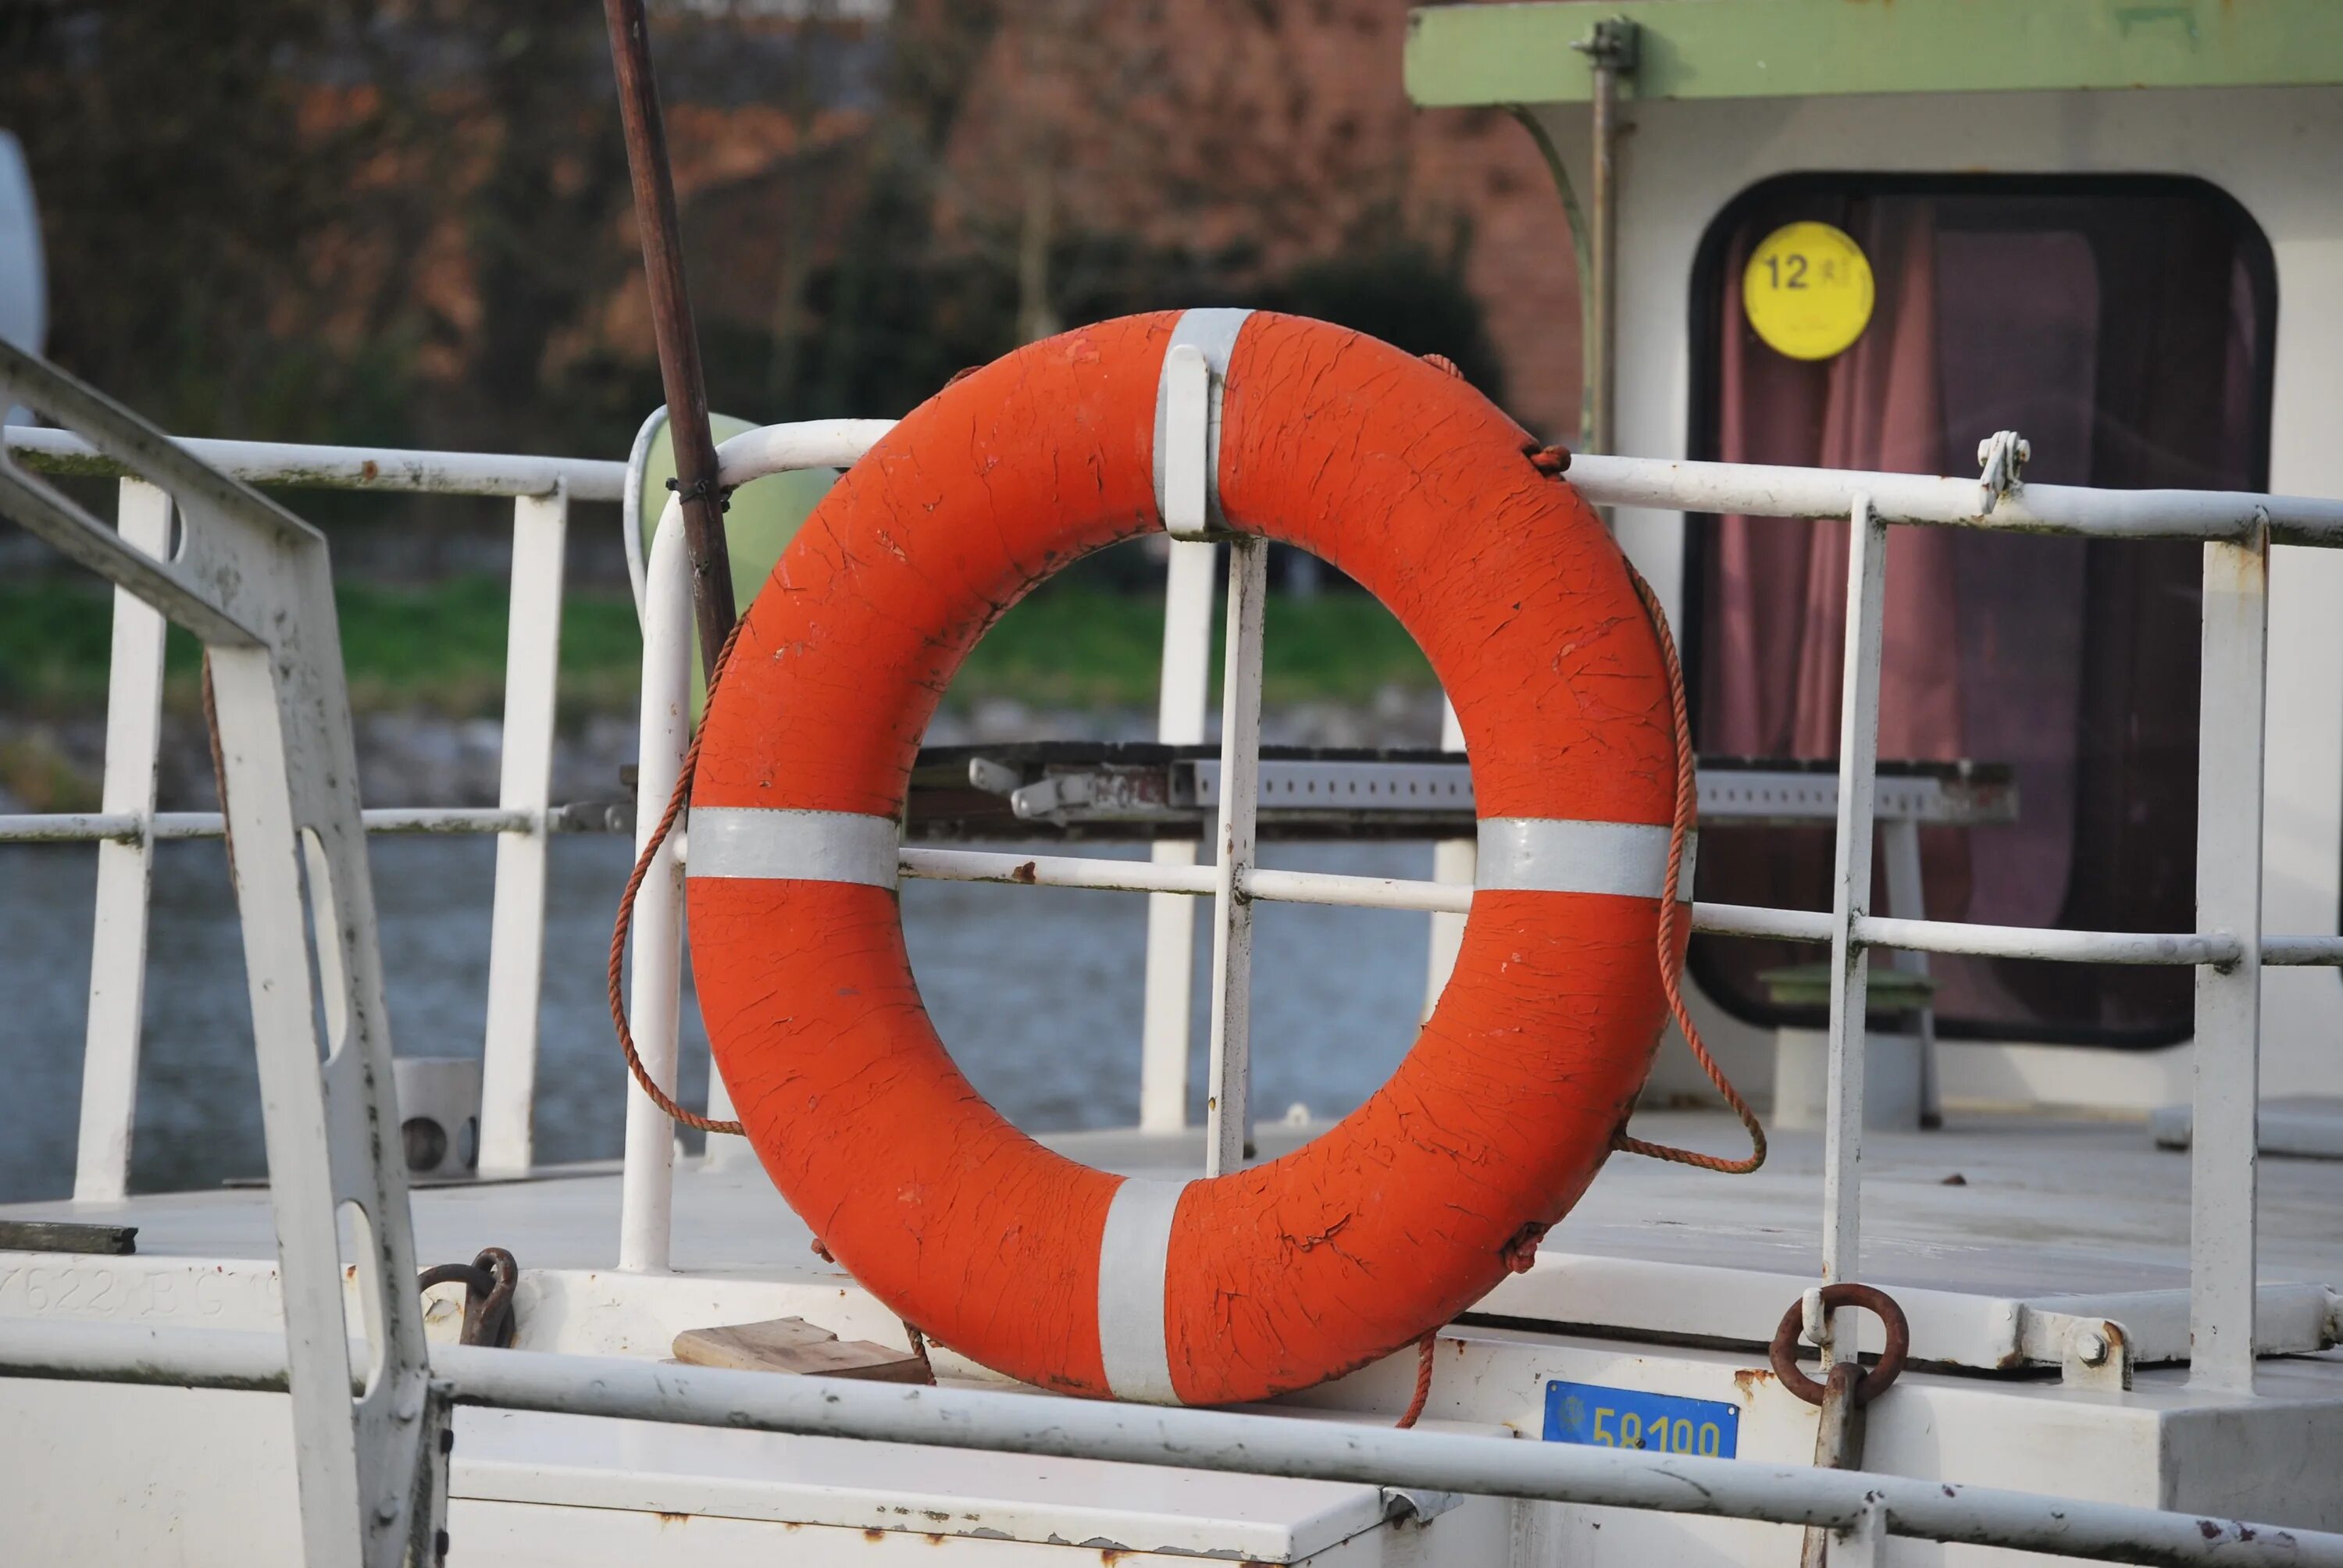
[0,342,442,1568]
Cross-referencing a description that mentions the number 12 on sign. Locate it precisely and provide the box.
[1542,1380,1741,1458]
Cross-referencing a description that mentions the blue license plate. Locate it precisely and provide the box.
[1542,1380,1740,1458]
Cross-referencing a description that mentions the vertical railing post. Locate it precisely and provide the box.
[1204,535,1268,1177]
[1150,341,1218,1139]
[1422,697,1472,1021]
[617,504,692,1273]
[476,486,569,1177]
[1823,496,1887,1357]
[2191,522,2270,1391]
[72,479,172,1203]
[1139,535,1217,1131]
[1878,820,1940,1128]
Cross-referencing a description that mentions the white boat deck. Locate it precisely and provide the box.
[7,1108,2338,1373]
[9,1107,2341,1566]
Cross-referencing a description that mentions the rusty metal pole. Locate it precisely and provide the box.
[1585,56,1616,458]
[1573,17,1638,460]
[604,0,736,677]
[1800,1361,1867,1568]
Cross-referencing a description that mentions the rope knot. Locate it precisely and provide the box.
[665,474,733,512]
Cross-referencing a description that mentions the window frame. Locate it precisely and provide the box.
[1679,170,2279,1048]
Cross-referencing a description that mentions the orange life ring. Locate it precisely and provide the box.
[686,310,1683,1405]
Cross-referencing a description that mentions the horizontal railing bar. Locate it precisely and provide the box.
[16,424,2338,541]
[897,849,2253,966]
[0,807,540,844]
[897,845,1218,896]
[898,847,1472,911]
[1691,900,1835,943]
[714,419,896,485]
[170,807,536,838]
[1858,914,2245,968]
[9,821,2301,970]
[4,426,628,502]
[1569,453,2343,545]
[415,1344,2343,1567]
[1246,864,1472,913]
[0,1320,2329,1568]
[0,812,142,843]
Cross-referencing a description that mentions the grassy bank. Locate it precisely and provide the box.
[1,574,1436,718]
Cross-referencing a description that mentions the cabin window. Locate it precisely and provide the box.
[1685,175,2275,1046]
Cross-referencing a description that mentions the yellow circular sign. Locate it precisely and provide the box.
[1742,222,1875,361]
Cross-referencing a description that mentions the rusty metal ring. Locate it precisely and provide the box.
[1768,1283,1910,1408]
[469,1247,519,1349]
[418,1248,520,1348]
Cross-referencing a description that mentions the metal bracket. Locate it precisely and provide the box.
[2062,1320,2134,1393]
[1381,1486,1466,1524]
[2020,1308,2137,1392]
[1976,429,2031,515]
[1572,15,1642,73]
[1161,344,1213,542]
[966,756,1023,796]
[1011,773,1097,821]
[1802,1286,1831,1353]
[0,341,433,1568]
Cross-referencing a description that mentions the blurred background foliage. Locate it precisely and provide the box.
[0,1,1518,462]
[0,2,1574,720]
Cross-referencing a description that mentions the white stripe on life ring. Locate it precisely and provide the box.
[1150,308,1252,529]
[685,806,900,889]
[1477,817,1696,902]
[1096,1176,1191,1405]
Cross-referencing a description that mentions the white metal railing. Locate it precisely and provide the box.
[10,1317,2341,1568]
[17,399,2343,1387]
[0,425,623,500]
[1,424,627,1196]
[619,413,2343,1416]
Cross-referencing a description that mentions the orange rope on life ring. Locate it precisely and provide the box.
[685,311,1695,1405]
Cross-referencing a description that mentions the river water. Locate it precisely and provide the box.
[1,836,1437,1203]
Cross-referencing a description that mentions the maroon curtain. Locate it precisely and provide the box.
[1691,184,2267,1045]
[1705,204,1966,768]
[1696,201,1976,1018]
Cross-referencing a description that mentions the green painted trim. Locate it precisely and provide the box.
[1405,1,2343,109]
